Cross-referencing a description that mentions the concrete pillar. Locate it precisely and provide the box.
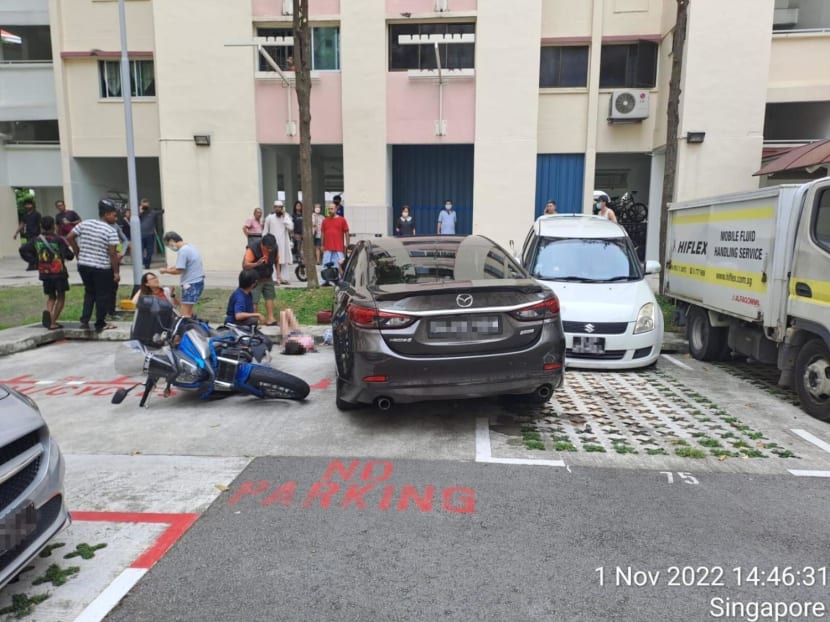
[0,184,18,258]
[261,147,277,208]
[284,153,297,206]
[582,0,604,215]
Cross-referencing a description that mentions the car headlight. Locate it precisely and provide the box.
[633,302,655,334]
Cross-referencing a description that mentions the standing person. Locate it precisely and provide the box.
[14,199,42,270]
[139,198,163,269]
[242,233,278,326]
[54,200,81,237]
[160,232,205,318]
[117,207,132,263]
[436,199,456,235]
[321,202,350,278]
[225,269,264,327]
[242,207,263,242]
[333,194,344,217]
[262,200,293,285]
[311,203,324,264]
[395,205,416,236]
[66,199,121,333]
[291,201,304,261]
[596,194,618,223]
[18,216,74,330]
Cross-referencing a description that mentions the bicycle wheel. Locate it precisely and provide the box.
[244,365,310,400]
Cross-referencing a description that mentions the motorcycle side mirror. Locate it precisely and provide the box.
[111,388,130,404]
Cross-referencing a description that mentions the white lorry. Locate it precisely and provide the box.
[664,177,830,421]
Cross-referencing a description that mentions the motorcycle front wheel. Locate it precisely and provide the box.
[295,263,307,282]
[245,365,310,400]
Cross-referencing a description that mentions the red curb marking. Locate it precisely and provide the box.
[310,378,331,390]
[71,511,199,569]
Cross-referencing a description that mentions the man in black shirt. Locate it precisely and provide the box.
[13,199,42,270]
[54,199,81,237]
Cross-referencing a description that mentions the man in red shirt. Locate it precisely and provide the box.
[320,202,350,277]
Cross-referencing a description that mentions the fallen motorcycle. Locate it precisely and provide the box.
[111,296,310,406]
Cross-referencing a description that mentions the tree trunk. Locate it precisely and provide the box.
[658,0,689,293]
[293,0,318,287]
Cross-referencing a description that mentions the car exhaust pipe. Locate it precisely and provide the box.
[536,384,553,400]
[375,396,393,411]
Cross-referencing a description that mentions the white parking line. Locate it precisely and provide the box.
[788,470,830,478]
[660,354,693,370]
[475,417,565,467]
[74,568,146,622]
[791,429,830,454]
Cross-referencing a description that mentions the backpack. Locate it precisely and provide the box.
[35,236,65,276]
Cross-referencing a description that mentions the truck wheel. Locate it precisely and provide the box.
[794,339,830,421]
[686,307,728,361]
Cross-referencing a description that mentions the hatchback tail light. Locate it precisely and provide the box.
[509,296,560,321]
[347,304,415,329]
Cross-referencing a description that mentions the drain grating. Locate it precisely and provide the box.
[500,368,799,460]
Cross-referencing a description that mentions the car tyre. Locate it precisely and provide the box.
[686,306,729,361]
[794,339,830,421]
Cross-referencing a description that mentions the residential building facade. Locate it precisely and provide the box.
[2,0,827,269]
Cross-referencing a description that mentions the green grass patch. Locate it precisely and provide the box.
[33,563,80,586]
[584,444,606,453]
[646,448,668,456]
[0,284,334,329]
[524,440,546,451]
[710,449,740,459]
[0,593,50,618]
[697,438,722,448]
[772,449,796,458]
[612,443,638,455]
[747,432,765,440]
[669,439,689,446]
[655,294,680,333]
[731,440,751,449]
[522,430,542,442]
[554,441,577,452]
[64,542,107,560]
[675,446,706,458]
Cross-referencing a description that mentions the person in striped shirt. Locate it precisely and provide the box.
[67,199,121,332]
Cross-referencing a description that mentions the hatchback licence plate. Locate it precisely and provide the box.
[0,503,37,555]
[572,336,605,354]
[428,316,502,339]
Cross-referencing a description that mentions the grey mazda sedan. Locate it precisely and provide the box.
[332,235,565,410]
[0,385,70,589]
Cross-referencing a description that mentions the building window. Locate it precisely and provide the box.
[813,190,830,254]
[0,25,52,62]
[388,23,475,71]
[98,60,155,98]
[599,42,657,88]
[0,120,59,144]
[257,27,340,71]
[539,46,589,88]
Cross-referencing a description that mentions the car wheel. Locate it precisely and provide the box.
[336,378,360,411]
[686,306,728,361]
[794,339,830,421]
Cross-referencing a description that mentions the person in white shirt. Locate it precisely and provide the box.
[262,200,294,284]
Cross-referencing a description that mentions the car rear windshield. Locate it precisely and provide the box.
[531,237,643,282]
[369,237,526,285]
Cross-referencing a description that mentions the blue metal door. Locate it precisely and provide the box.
[535,154,585,216]
[392,145,474,235]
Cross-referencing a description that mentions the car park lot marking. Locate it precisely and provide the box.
[475,417,565,467]
[488,363,808,469]
[790,429,830,454]
[788,469,830,478]
[660,354,694,370]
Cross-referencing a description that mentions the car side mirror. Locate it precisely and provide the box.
[644,260,661,274]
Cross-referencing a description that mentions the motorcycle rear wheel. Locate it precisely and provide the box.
[246,366,310,400]
[295,263,307,282]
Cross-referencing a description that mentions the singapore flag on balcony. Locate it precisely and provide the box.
[1,29,22,45]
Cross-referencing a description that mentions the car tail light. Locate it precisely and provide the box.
[347,305,415,329]
[509,296,560,321]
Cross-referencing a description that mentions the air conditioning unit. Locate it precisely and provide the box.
[609,90,650,122]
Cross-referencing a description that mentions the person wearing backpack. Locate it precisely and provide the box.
[18,216,75,329]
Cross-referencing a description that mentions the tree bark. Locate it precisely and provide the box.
[293,0,318,287]
[659,0,689,293]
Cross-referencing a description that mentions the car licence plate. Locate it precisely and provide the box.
[572,336,605,354]
[428,316,502,339]
[0,503,37,555]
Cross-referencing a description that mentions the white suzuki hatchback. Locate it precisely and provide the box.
[518,215,663,369]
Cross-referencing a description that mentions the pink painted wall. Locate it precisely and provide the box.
[252,0,340,18]
[385,0,477,13]
[256,73,343,144]
[386,72,475,143]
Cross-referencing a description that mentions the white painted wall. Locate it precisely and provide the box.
[0,65,57,121]
[340,1,388,237]
[3,145,62,187]
[0,0,49,25]
[153,0,259,271]
[675,0,775,200]
[473,0,542,249]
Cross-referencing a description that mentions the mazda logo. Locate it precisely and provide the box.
[456,294,473,308]
[584,323,595,333]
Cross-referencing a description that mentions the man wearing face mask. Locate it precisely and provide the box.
[437,199,456,235]
[160,231,205,318]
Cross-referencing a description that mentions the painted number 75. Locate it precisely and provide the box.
[660,472,699,485]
